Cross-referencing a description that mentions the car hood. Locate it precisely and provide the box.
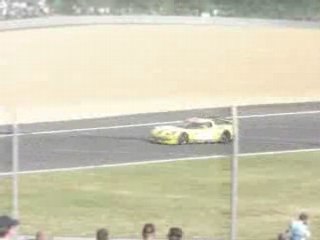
[152,125,184,135]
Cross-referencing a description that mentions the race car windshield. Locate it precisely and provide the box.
[180,122,211,129]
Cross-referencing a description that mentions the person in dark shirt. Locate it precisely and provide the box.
[167,227,183,240]
[35,231,48,240]
[0,215,19,240]
[142,223,156,240]
[96,228,109,240]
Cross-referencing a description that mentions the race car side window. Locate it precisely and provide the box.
[214,119,229,125]
[205,122,213,128]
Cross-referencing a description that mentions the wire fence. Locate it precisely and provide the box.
[1,104,320,240]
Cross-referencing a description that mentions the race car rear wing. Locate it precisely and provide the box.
[209,116,233,124]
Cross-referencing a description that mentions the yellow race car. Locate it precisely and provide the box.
[150,117,234,145]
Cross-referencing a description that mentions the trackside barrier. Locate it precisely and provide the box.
[0,16,320,32]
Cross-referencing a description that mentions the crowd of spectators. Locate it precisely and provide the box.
[0,216,184,240]
[1,0,320,21]
[0,0,217,18]
[0,213,311,240]
[0,0,50,20]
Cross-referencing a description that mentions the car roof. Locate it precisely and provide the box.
[186,117,231,123]
[185,117,212,123]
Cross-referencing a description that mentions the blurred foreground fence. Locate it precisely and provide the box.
[1,104,320,239]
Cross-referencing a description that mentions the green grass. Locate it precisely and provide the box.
[1,152,319,240]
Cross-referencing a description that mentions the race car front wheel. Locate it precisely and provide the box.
[220,131,232,144]
[178,133,189,145]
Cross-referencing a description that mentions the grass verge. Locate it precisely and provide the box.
[1,152,319,240]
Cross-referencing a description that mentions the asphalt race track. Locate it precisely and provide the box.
[0,102,320,173]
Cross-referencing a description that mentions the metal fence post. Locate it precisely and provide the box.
[12,109,19,221]
[230,105,239,240]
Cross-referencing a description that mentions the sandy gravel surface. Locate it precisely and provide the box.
[0,25,320,123]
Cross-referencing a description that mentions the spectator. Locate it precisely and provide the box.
[35,231,47,240]
[277,232,289,240]
[0,215,19,240]
[96,228,109,240]
[142,223,156,240]
[288,212,311,240]
[167,227,183,240]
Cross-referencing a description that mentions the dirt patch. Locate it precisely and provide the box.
[0,25,319,123]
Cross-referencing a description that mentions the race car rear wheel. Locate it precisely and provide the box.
[220,131,232,144]
[178,133,189,145]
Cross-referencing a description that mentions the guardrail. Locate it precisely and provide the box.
[0,15,319,31]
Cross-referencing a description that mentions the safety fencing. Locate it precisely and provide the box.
[1,103,320,240]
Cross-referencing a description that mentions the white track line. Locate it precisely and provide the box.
[1,148,319,177]
[237,110,320,119]
[0,110,319,138]
[0,155,225,176]
[0,120,182,138]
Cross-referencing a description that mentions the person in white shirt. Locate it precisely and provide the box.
[288,212,311,240]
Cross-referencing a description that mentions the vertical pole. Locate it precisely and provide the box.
[230,106,239,240]
[12,109,19,221]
